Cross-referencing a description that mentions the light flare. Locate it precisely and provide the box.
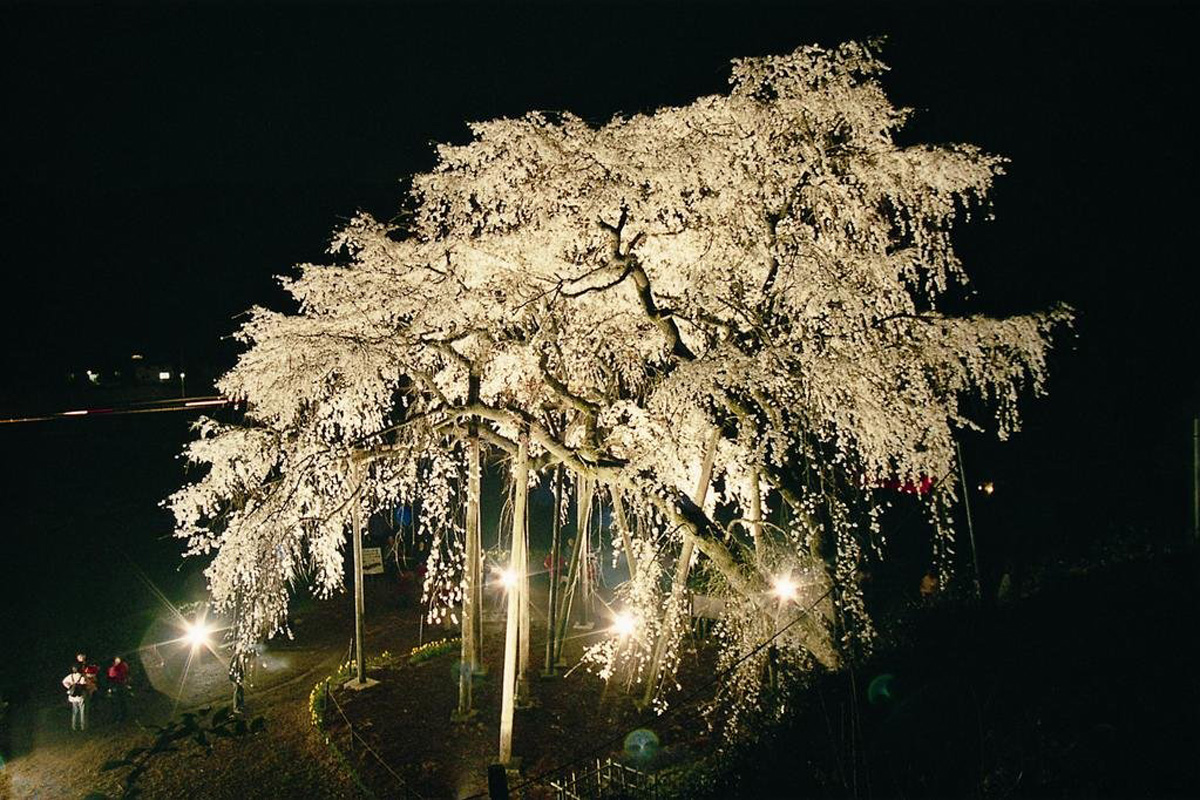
[771,575,799,602]
[612,611,636,637]
[184,620,212,648]
[492,566,518,589]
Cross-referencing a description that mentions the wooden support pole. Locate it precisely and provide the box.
[499,431,528,762]
[1192,416,1199,542]
[544,466,563,674]
[749,468,764,569]
[454,429,482,720]
[640,427,720,708]
[553,512,584,666]
[956,440,983,601]
[612,493,637,580]
[516,438,531,706]
[345,459,377,691]
[576,477,595,629]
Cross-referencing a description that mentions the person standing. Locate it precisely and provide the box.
[107,656,130,722]
[76,653,100,723]
[62,664,88,731]
[543,549,567,585]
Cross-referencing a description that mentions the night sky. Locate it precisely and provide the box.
[2,1,1196,539]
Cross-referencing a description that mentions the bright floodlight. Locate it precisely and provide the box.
[612,612,636,637]
[771,575,798,602]
[498,568,518,589]
[184,620,211,648]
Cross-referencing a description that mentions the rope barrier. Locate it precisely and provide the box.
[325,680,424,799]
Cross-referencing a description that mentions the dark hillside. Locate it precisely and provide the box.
[706,547,1199,798]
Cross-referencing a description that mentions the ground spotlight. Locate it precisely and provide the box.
[612,611,636,637]
[771,575,798,602]
[184,620,211,648]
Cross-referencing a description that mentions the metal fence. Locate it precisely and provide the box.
[548,758,660,800]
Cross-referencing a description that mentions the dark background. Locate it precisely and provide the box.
[0,0,1196,698]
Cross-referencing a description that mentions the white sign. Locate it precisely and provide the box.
[690,594,726,620]
[362,547,385,575]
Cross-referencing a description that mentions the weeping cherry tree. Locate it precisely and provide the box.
[168,41,1070,736]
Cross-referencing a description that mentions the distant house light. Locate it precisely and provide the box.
[131,354,144,360]
[86,370,100,384]
[158,371,171,381]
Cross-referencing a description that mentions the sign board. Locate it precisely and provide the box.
[362,547,385,575]
[690,594,726,620]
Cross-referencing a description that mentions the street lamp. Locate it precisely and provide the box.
[612,611,636,638]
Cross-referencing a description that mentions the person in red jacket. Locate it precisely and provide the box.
[543,550,568,585]
[107,656,131,722]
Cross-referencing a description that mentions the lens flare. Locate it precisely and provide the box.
[624,728,660,761]
[184,620,211,648]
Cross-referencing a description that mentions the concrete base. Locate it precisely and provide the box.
[342,677,380,692]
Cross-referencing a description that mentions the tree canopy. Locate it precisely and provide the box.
[168,41,1069,726]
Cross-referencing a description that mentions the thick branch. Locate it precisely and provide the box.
[537,352,601,418]
[627,262,696,361]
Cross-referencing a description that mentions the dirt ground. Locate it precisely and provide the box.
[1,575,714,800]
[1,674,359,800]
[325,575,714,799]
[1,594,396,800]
